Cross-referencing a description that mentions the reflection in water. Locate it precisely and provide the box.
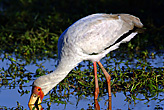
[29,104,43,110]
[94,99,100,110]
[28,96,112,110]
[0,52,164,109]
[94,97,112,110]
[108,96,112,110]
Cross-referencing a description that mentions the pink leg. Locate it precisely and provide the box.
[93,62,99,99]
[97,61,111,97]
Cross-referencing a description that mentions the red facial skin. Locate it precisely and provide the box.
[28,86,44,106]
[32,86,44,102]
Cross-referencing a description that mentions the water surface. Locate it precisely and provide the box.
[0,53,164,109]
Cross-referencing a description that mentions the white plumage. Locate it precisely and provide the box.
[30,13,143,101]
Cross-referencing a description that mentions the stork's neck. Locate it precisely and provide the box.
[55,54,82,74]
[40,56,82,94]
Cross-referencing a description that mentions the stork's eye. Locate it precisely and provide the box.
[38,88,41,91]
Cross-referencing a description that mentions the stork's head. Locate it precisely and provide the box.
[28,86,44,105]
[28,75,54,105]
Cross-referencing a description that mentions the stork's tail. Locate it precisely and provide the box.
[106,32,138,52]
[120,14,143,28]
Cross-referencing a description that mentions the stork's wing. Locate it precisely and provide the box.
[67,14,143,54]
[58,13,143,59]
